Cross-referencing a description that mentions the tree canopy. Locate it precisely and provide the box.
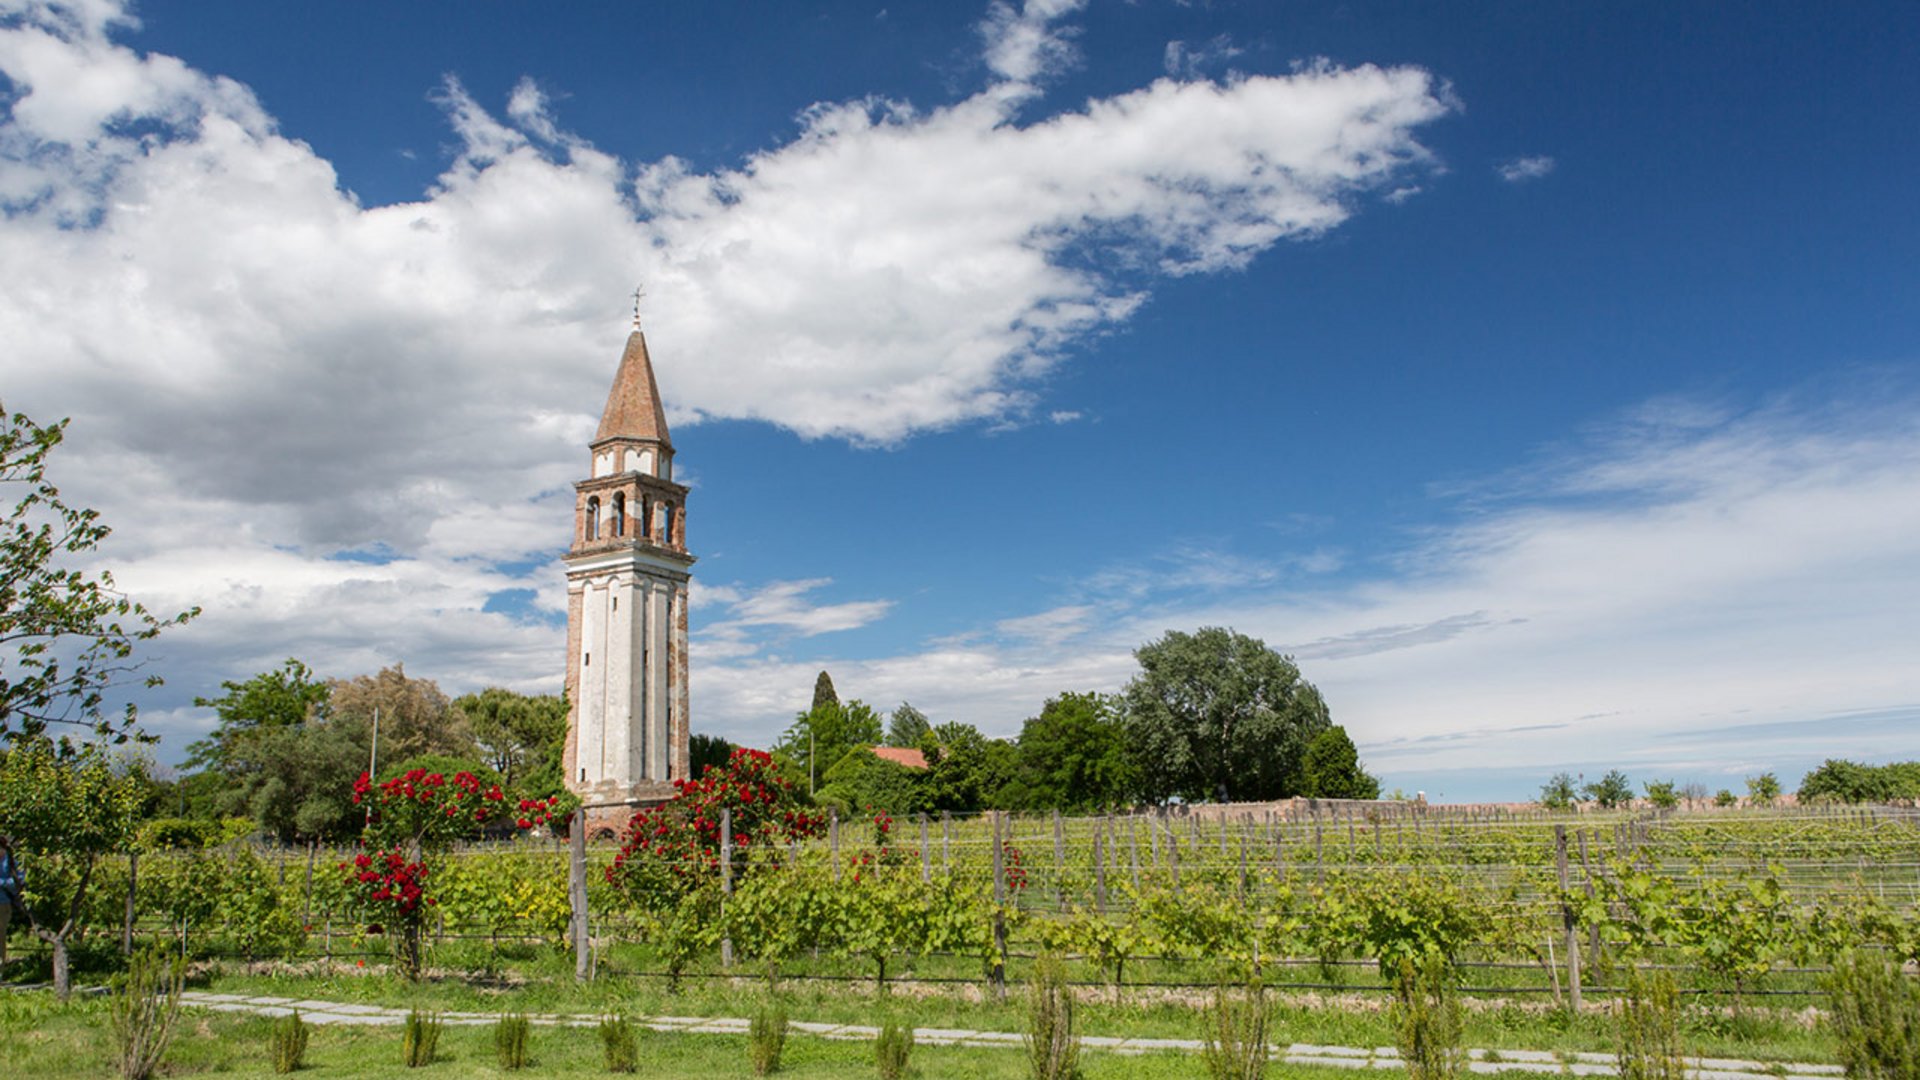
[1297,725,1380,800]
[885,702,930,748]
[0,736,144,997]
[1119,627,1331,803]
[1014,692,1136,811]
[450,686,566,791]
[0,406,197,741]
[774,698,882,793]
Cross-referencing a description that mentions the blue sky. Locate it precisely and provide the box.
[2,0,1916,801]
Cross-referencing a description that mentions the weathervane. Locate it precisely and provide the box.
[631,284,645,330]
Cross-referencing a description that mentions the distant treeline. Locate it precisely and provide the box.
[1799,759,1920,805]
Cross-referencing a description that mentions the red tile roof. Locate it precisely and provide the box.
[870,746,928,770]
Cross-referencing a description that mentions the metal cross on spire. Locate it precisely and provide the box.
[631,284,645,330]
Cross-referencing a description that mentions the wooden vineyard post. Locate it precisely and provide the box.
[720,808,735,968]
[830,809,841,880]
[1148,808,1163,874]
[1577,830,1600,959]
[1271,812,1285,876]
[302,841,317,931]
[1218,814,1229,859]
[1237,821,1248,902]
[942,811,952,875]
[1313,806,1325,886]
[123,848,137,955]
[1127,815,1141,890]
[990,812,1008,1001]
[1167,813,1182,889]
[919,813,931,883]
[1052,809,1066,910]
[1555,825,1581,1012]
[570,812,590,983]
[1094,817,1109,913]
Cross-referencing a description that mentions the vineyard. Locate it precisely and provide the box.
[33,802,1920,1010]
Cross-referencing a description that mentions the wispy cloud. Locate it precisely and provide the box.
[1496,154,1556,182]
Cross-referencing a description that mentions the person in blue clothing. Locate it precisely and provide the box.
[0,836,22,967]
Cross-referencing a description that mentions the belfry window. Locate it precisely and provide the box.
[663,504,676,545]
[585,496,600,540]
[612,492,626,537]
[641,497,652,538]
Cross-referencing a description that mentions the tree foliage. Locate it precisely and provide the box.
[1120,628,1330,803]
[0,406,197,741]
[0,736,143,997]
[1799,758,1920,804]
[187,658,330,771]
[331,663,473,766]
[811,670,839,713]
[1298,725,1380,800]
[885,702,930,748]
[1583,769,1634,809]
[775,698,882,792]
[1015,692,1136,811]
[450,687,566,791]
[1539,772,1578,811]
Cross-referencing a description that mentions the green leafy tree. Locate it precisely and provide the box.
[885,702,931,748]
[187,658,330,770]
[811,670,839,713]
[1539,772,1578,811]
[689,732,734,777]
[1016,692,1137,811]
[0,406,198,741]
[1745,772,1782,807]
[914,722,994,812]
[1583,769,1634,809]
[816,746,926,816]
[1298,725,1380,800]
[1643,779,1679,810]
[450,687,567,791]
[1714,788,1737,808]
[1799,758,1920,804]
[222,717,373,841]
[775,698,882,794]
[0,737,143,998]
[1120,628,1331,804]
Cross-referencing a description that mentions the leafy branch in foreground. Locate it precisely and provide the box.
[0,405,197,742]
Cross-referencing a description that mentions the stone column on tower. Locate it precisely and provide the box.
[559,318,695,830]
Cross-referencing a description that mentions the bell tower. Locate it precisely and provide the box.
[560,311,693,814]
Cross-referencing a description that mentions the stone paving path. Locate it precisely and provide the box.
[178,990,1838,1080]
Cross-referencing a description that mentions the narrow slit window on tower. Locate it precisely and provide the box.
[585,496,600,540]
[612,492,626,536]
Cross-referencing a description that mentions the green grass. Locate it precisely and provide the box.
[0,994,1587,1079]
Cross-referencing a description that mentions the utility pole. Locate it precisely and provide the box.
[365,707,380,824]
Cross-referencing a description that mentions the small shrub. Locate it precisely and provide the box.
[1390,956,1465,1080]
[598,1014,639,1073]
[1615,968,1686,1080]
[401,1009,442,1068]
[1200,977,1270,1080]
[495,1011,531,1070]
[270,1011,309,1074]
[112,944,186,1080]
[875,1022,914,1080]
[1024,953,1082,1080]
[750,1000,788,1075]
[1825,951,1920,1079]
